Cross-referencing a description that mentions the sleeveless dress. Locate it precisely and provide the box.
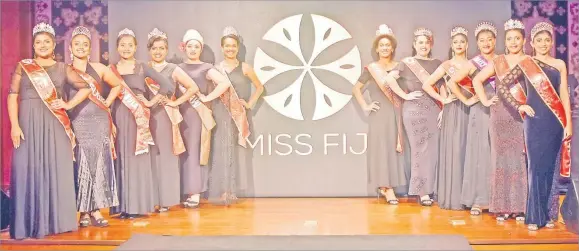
[461,66,494,208]
[149,63,181,208]
[224,64,255,197]
[65,64,118,213]
[9,62,85,239]
[178,63,212,196]
[109,63,173,216]
[435,66,471,210]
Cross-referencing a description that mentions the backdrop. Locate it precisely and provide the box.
[107,0,512,197]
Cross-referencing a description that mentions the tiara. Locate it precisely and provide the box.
[72,26,91,39]
[376,24,394,37]
[118,28,135,38]
[504,19,525,31]
[222,26,239,37]
[474,22,497,37]
[414,27,433,38]
[148,28,167,40]
[33,22,55,36]
[450,26,468,37]
[531,22,553,40]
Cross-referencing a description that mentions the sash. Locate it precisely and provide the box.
[19,59,76,158]
[443,63,475,96]
[402,57,443,109]
[178,85,216,166]
[471,55,497,90]
[365,64,404,153]
[216,62,251,148]
[518,57,571,178]
[493,55,527,118]
[71,66,117,159]
[144,76,186,155]
[109,64,155,155]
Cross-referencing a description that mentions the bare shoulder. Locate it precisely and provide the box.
[241,62,254,75]
[554,59,567,71]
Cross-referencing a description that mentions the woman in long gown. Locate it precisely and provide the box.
[449,22,498,215]
[386,28,442,206]
[498,22,572,231]
[8,23,91,239]
[472,19,529,221]
[146,28,197,212]
[68,26,122,227]
[423,26,475,210]
[108,28,174,218]
[217,26,264,198]
[177,29,235,206]
[352,24,412,204]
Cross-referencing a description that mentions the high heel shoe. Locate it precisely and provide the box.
[496,213,510,221]
[528,224,539,231]
[377,188,399,205]
[90,210,109,227]
[79,213,90,227]
[419,195,433,206]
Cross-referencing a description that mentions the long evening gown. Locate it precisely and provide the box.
[489,58,527,215]
[178,62,212,196]
[498,59,563,228]
[358,66,410,195]
[225,64,255,197]
[9,62,86,239]
[398,58,443,197]
[109,62,173,216]
[149,63,181,209]
[461,63,493,209]
[436,68,471,210]
[66,64,118,213]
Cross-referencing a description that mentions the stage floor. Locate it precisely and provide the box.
[1,198,577,250]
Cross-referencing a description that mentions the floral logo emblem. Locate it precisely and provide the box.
[254,14,361,120]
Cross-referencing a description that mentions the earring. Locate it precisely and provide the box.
[70,52,74,61]
[523,46,527,55]
[52,52,55,59]
[505,48,509,54]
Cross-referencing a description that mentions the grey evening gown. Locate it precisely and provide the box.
[9,62,85,239]
[149,63,181,208]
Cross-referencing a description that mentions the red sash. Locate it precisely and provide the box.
[402,57,443,109]
[217,62,251,148]
[178,84,216,165]
[365,64,404,153]
[518,57,571,178]
[19,60,76,158]
[71,66,117,159]
[144,76,186,155]
[493,55,527,118]
[109,64,155,155]
[443,63,475,96]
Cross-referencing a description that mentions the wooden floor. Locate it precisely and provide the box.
[1,198,577,250]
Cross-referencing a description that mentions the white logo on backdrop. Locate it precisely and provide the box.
[254,14,361,121]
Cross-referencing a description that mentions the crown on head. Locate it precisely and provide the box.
[531,22,553,40]
[376,24,394,37]
[148,28,167,40]
[222,26,239,37]
[414,27,433,38]
[504,19,525,31]
[72,26,91,39]
[118,28,135,38]
[474,22,497,37]
[450,26,468,37]
[33,22,55,37]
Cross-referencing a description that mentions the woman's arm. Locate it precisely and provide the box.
[242,63,265,109]
[422,63,453,104]
[95,63,122,107]
[8,65,24,148]
[557,60,572,139]
[169,66,199,107]
[53,65,91,110]
[448,79,479,106]
[472,62,498,107]
[495,66,534,117]
[199,68,232,102]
